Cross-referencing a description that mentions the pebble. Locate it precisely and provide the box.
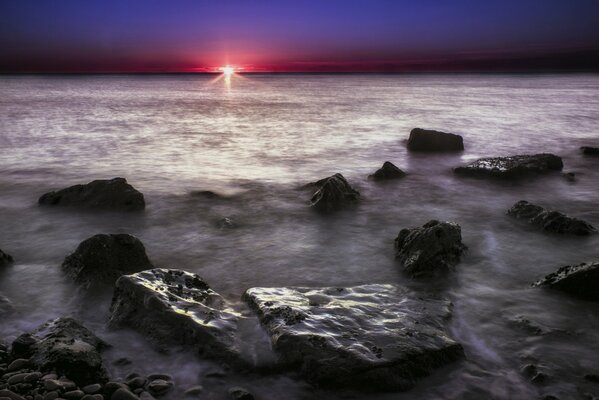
[63,390,85,399]
[6,360,29,373]
[81,384,102,395]
[43,392,59,400]
[7,373,27,385]
[183,386,203,397]
[125,377,145,389]
[44,380,63,391]
[110,388,138,400]
[137,393,155,400]
[0,388,27,400]
[146,380,172,396]
[24,372,42,383]
[81,395,103,400]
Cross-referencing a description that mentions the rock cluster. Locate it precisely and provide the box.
[533,261,599,301]
[369,161,406,181]
[309,173,360,212]
[507,200,596,236]
[406,128,464,152]
[454,153,563,179]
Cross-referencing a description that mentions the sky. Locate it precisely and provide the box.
[1,0,599,73]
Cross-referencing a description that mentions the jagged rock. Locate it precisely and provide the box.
[62,234,153,288]
[454,154,563,179]
[407,128,464,152]
[581,146,599,156]
[309,173,360,212]
[0,248,14,266]
[16,317,109,385]
[0,293,15,317]
[394,220,466,277]
[228,387,254,400]
[38,177,145,211]
[533,261,599,301]
[369,161,406,181]
[109,269,241,363]
[507,201,596,236]
[244,284,463,391]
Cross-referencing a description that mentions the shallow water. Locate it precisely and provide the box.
[0,74,598,399]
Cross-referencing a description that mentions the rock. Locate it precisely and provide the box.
[585,374,599,383]
[183,386,203,397]
[406,128,464,152]
[0,293,15,317]
[7,359,31,372]
[562,172,576,182]
[0,389,26,400]
[0,248,13,266]
[38,178,145,211]
[244,284,463,391]
[62,234,153,288]
[111,388,138,400]
[146,380,172,396]
[218,217,235,229]
[20,317,109,385]
[533,261,599,301]
[81,384,102,395]
[63,390,85,399]
[109,269,241,363]
[309,173,360,213]
[394,220,466,277]
[10,335,37,359]
[82,395,104,400]
[369,161,406,181]
[581,146,599,156]
[190,190,225,199]
[228,387,254,400]
[507,201,596,236]
[454,153,563,179]
[125,377,145,389]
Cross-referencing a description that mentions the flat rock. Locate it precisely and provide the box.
[244,284,463,391]
[407,128,464,152]
[581,146,599,156]
[369,161,406,181]
[394,220,466,277]
[309,173,360,213]
[533,261,599,301]
[454,153,563,179]
[19,317,109,385]
[62,234,153,288]
[109,269,241,363]
[0,248,13,266]
[507,201,596,236]
[38,177,145,211]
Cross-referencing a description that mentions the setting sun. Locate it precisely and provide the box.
[221,66,235,76]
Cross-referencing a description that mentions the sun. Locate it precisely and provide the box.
[221,66,235,77]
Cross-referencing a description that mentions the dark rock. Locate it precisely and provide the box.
[0,389,26,400]
[309,173,360,213]
[20,317,109,385]
[62,234,153,288]
[190,190,225,199]
[125,377,145,389]
[533,261,599,301]
[81,384,102,394]
[407,128,464,152]
[228,387,254,400]
[244,284,463,391]
[183,386,203,397]
[6,358,30,373]
[0,248,13,266]
[63,390,85,399]
[146,379,172,396]
[38,178,145,211]
[585,374,599,383]
[111,388,139,400]
[394,220,466,277]
[507,201,596,236]
[369,161,406,181]
[109,269,241,363]
[218,217,235,229]
[562,172,576,182]
[454,153,563,179]
[581,146,599,156]
[10,334,36,359]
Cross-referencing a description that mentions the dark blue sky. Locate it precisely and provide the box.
[1,0,598,72]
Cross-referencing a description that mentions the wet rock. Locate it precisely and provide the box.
[507,201,596,236]
[581,146,599,156]
[0,293,15,317]
[309,173,360,213]
[190,190,225,199]
[109,269,241,363]
[81,384,101,394]
[369,161,406,181]
[183,386,203,397]
[244,284,463,391]
[407,128,464,152]
[111,388,138,400]
[218,217,235,229]
[7,359,31,372]
[62,234,153,288]
[533,261,599,301]
[20,317,109,385]
[394,220,466,277]
[228,387,254,400]
[38,178,145,211]
[454,153,563,179]
[146,379,172,396]
[0,389,26,400]
[0,248,13,266]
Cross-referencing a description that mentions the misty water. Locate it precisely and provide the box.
[0,74,598,399]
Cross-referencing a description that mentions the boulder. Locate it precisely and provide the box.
[38,177,145,211]
[309,173,360,212]
[244,284,463,391]
[406,128,464,152]
[454,154,563,179]
[507,201,596,236]
[369,161,406,181]
[62,234,153,288]
[109,269,241,363]
[17,317,109,385]
[0,248,14,266]
[394,220,466,277]
[581,146,599,156]
[533,261,599,301]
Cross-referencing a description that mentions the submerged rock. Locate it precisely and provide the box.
[19,317,109,385]
[454,153,563,179]
[109,269,241,362]
[369,161,406,181]
[38,177,145,211]
[581,146,599,156]
[244,284,463,391]
[62,234,153,288]
[507,201,596,236]
[394,220,466,277]
[407,128,464,152]
[309,173,360,212]
[533,261,599,301]
[0,247,14,266]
